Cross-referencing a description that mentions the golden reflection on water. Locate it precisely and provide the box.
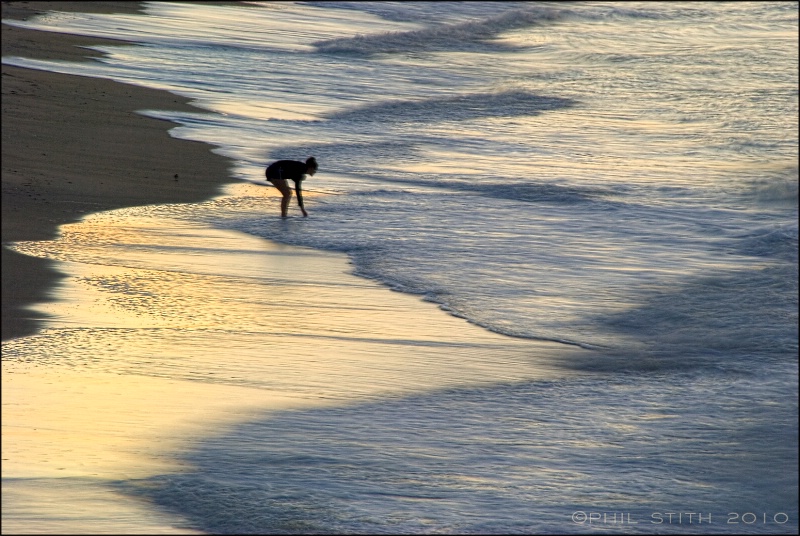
[3,202,578,533]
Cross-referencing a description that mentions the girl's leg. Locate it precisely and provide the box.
[269,179,293,217]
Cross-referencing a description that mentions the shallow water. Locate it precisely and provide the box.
[2,1,797,533]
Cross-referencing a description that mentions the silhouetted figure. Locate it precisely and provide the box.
[265,157,318,217]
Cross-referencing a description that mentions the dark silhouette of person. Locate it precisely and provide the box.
[265,157,318,217]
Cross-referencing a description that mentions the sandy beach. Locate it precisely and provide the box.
[1,3,282,531]
[2,1,237,341]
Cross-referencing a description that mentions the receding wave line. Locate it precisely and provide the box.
[324,90,577,123]
[418,179,615,206]
[313,6,566,55]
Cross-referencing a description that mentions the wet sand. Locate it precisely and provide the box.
[2,1,236,341]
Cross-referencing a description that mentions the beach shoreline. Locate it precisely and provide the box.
[0,9,578,524]
[2,1,243,341]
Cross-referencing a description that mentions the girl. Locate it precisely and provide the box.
[265,156,318,217]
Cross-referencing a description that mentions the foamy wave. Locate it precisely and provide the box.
[313,6,566,55]
[750,174,799,205]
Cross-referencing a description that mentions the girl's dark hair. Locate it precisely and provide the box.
[306,156,318,170]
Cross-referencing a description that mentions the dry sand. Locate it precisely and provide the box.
[2,1,240,341]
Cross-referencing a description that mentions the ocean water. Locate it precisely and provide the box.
[2,1,798,534]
